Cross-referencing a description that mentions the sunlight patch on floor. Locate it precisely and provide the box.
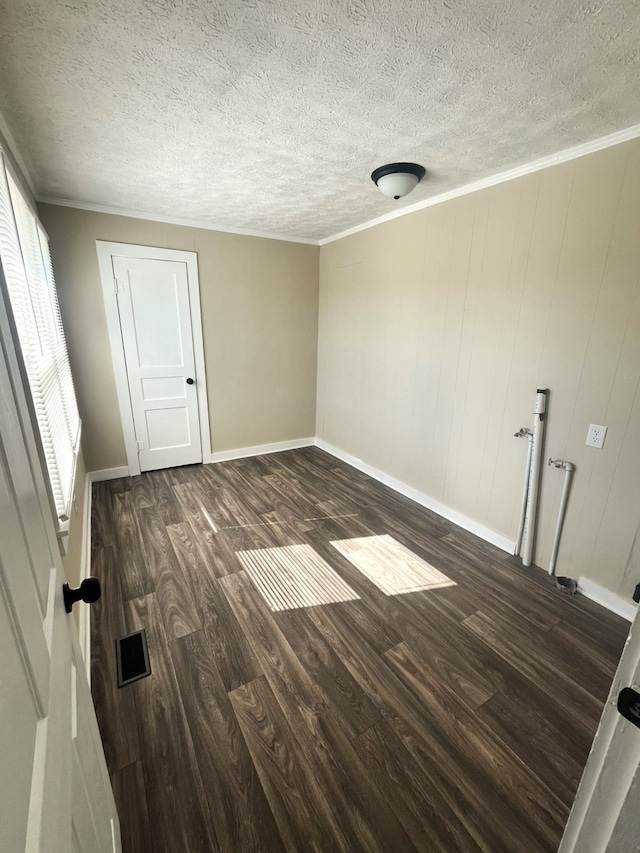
[331,534,456,596]
[237,543,361,611]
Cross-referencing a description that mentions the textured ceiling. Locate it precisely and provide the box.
[1,0,640,241]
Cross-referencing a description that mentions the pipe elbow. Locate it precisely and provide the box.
[514,427,532,438]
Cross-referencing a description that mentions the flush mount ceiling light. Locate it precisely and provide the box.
[371,162,426,200]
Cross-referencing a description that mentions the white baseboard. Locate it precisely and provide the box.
[83,444,636,625]
[209,437,315,464]
[578,577,637,622]
[88,465,130,482]
[78,472,93,684]
[314,438,515,554]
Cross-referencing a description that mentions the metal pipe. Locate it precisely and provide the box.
[514,427,533,556]
[521,389,548,567]
[547,458,575,576]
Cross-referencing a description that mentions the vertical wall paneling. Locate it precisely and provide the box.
[317,139,640,599]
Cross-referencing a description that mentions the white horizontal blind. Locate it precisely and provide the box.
[0,153,80,523]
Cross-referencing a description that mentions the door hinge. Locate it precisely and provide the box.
[136,440,144,452]
[114,278,124,295]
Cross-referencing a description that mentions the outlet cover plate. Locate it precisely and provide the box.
[586,424,607,449]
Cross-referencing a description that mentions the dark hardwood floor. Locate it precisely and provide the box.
[90,447,629,853]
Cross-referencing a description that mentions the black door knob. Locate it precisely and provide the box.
[186,377,194,385]
[63,577,101,613]
[618,687,640,728]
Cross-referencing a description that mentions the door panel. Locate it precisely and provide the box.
[0,588,40,853]
[113,256,202,471]
[72,641,121,852]
[145,406,191,450]
[0,464,50,709]
[0,277,119,852]
[129,272,183,367]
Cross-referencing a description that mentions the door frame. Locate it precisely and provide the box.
[96,241,211,476]
[559,599,639,852]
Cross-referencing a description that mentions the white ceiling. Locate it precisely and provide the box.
[1,0,639,242]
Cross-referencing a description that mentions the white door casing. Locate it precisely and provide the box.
[97,242,211,476]
[559,596,640,852]
[0,271,119,853]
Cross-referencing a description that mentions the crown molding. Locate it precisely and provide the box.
[5,111,640,248]
[319,122,640,245]
[37,197,320,246]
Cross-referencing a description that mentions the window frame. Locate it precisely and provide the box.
[0,149,81,543]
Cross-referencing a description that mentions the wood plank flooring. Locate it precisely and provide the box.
[91,447,629,853]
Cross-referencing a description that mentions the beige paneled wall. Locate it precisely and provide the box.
[317,140,640,599]
[38,205,319,472]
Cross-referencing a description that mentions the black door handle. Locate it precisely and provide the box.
[617,687,640,728]
[63,577,101,613]
[186,377,194,385]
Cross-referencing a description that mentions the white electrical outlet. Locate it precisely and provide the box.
[586,424,607,449]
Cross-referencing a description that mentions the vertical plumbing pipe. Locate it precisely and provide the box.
[514,428,533,556]
[547,459,575,576]
[521,389,548,567]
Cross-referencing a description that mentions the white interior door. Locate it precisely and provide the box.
[560,597,640,852]
[113,254,203,471]
[0,281,119,852]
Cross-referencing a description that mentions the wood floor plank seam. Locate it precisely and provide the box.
[462,610,607,731]
[110,760,155,853]
[165,522,263,691]
[90,544,141,774]
[171,634,285,853]
[90,448,629,853]
[382,639,569,842]
[305,601,569,851]
[277,608,381,741]
[221,571,420,853]
[385,590,600,762]
[351,718,485,852]
[229,675,350,853]
[112,491,156,601]
[125,592,221,852]
[137,505,203,641]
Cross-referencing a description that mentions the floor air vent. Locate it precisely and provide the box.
[116,629,151,688]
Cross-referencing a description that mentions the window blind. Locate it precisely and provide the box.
[0,153,80,524]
